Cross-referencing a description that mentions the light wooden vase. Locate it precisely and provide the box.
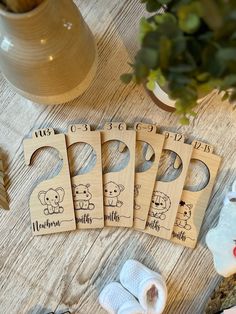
[0,0,97,104]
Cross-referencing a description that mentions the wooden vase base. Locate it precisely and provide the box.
[6,49,98,105]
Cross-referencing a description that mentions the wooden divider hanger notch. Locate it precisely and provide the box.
[66,124,104,229]
[133,122,165,230]
[144,131,193,240]
[23,128,76,236]
[171,140,221,248]
[101,122,136,228]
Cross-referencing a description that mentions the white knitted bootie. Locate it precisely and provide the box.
[120,260,167,314]
[206,188,236,277]
[99,282,145,314]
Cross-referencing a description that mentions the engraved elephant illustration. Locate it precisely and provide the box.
[72,184,95,210]
[38,187,65,215]
[104,181,124,207]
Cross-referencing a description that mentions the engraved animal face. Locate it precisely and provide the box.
[151,191,171,213]
[72,184,92,201]
[38,188,64,207]
[134,184,141,198]
[178,200,192,220]
[104,181,124,198]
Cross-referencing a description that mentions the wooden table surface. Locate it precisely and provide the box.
[0,0,236,313]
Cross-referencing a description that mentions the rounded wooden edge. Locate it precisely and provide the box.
[144,85,176,113]
[0,0,48,19]
[5,47,98,105]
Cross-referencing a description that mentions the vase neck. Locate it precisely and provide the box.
[0,0,68,39]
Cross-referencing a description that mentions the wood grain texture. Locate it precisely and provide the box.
[133,122,165,230]
[172,142,221,248]
[24,128,76,235]
[0,0,97,104]
[145,133,193,240]
[102,122,136,228]
[66,124,104,230]
[0,157,9,210]
[0,0,235,313]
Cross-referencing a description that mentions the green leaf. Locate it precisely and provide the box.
[220,75,236,89]
[172,36,186,54]
[217,48,236,61]
[137,48,158,68]
[159,0,172,4]
[146,0,162,12]
[148,68,166,86]
[189,110,197,117]
[156,69,166,86]
[169,64,195,73]
[200,0,223,30]
[159,37,172,69]
[179,13,200,33]
[221,91,229,101]
[121,0,236,124]
[230,31,236,40]
[180,116,190,125]
[154,12,177,25]
[229,11,236,20]
[197,82,215,96]
[139,17,156,42]
[134,62,149,82]
[120,73,133,84]
[175,100,184,112]
[146,80,156,90]
[196,72,210,82]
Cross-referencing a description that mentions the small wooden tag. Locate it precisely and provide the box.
[145,133,193,240]
[101,122,136,227]
[66,124,104,229]
[164,131,185,143]
[33,128,55,139]
[133,122,165,230]
[145,131,185,162]
[171,141,221,248]
[192,140,214,154]
[24,129,76,236]
[0,158,9,210]
[68,124,91,133]
[135,122,156,133]
[104,122,126,131]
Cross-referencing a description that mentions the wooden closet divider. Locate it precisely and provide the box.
[133,122,165,230]
[145,132,193,240]
[101,122,136,227]
[66,124,104,229]
[24,128,76,236]
[172,140,221,248]
[0,157,9,210]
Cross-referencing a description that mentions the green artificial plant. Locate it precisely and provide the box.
[121,0,236,124]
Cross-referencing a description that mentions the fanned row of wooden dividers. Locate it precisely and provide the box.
[23,122,221,248]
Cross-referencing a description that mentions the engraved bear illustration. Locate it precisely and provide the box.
[104,181,124,207]
[134,184,141,210]
[150,191,171,220]
[38,187,65,215]
[175,200,192,230]
[72,184,95,210]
